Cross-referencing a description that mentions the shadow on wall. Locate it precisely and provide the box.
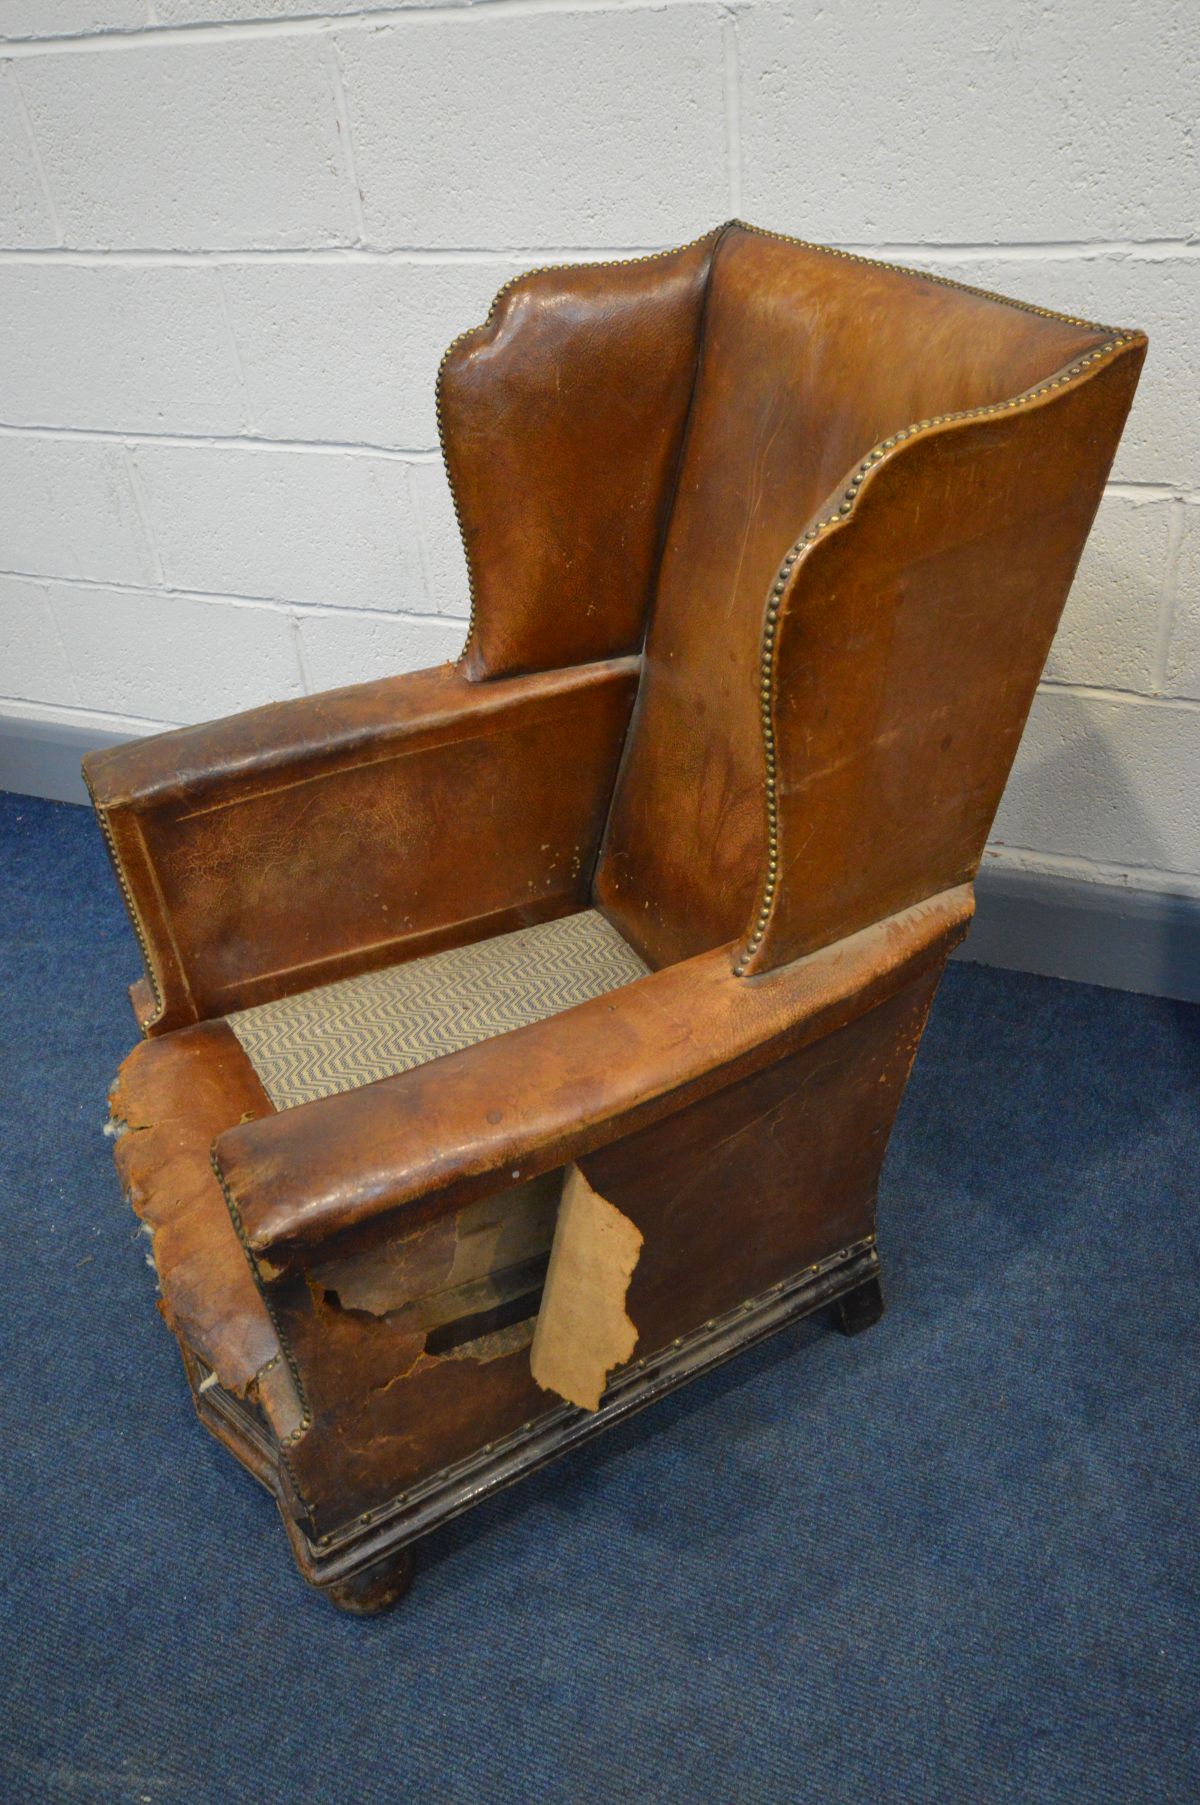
[966,688,1200,1003]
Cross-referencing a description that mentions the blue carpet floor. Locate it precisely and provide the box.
[2,789,1198,1805]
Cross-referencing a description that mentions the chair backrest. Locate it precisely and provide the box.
[440,223,1146,974]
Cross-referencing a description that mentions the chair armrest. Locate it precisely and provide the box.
[84,656,640,1036]
[215,884,974,1279]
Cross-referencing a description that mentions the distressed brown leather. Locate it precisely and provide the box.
[594,223,1138,968]
[110,1020,279,1393]
[86,224,1145,1601]
[588,963,943,1353]
[85,656,638,1034]
[251,905,966,1532]
[441,231,719,680]
[216,886,973,1273]
[744,334,1145,971]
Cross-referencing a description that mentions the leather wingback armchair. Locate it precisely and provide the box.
[86,221,1144,1612]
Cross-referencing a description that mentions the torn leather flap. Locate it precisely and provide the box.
[109,1022,282,1400]
[530,1165,642,1412]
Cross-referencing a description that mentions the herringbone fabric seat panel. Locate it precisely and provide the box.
[227,909,650,1111]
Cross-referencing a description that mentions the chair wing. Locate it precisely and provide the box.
[438,229,719,679]
[594,223,1144,971]
[741,323,1145,973]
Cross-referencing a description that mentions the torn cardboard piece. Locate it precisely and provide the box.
[531,1165,642,1412]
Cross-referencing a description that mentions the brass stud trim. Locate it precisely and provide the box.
[734,218,1108,330]
[436,216,1138,686]
[82,769,168,1034]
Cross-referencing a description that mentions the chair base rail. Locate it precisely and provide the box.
[184,1235,881,1612]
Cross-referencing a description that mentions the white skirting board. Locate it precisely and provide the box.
[2,709,1197,1006]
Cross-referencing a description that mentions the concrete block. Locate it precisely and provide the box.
[0,1,146,37]
[17,37,356,249]
[337,7,727,248]
[994,687,1200,874]
[132,442,428,610]
[157,0,448,20]
[408,459,469,617]
[298,608,465,690]
[1045,493,1173,692]
[0,68,57,246]
[1163,505,1200,700]
[220,258,520,447]
[49,581,304,721]
[0,574,79,706]
[0,264,247,434]
[738,0,1198,244]
[0,434,155,584]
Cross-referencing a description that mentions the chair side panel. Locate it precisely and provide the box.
[104,660,638,1026]
[269,954,944,1532]
[584,957,942,1350]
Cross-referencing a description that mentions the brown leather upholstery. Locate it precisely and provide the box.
[441,231,719,681]
[87,223,1144,1609]
[110,1020,280,1393]
[595,224,1134,968]
[219,888,972,1274]
[86,656,639,1033]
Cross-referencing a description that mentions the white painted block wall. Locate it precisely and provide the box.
[1,0,1197,910]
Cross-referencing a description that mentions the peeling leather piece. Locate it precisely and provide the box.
[352,1310,535,1398]
[312,1216,458,1321]
[322,1254,547,1338]
[110,1020,281,1397]
[531,1164,643,1411]
[306,1176,557,1385]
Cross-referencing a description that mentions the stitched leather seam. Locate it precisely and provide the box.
[736,219,1111,330]
[732,324,1142,978]
[435,227,728,675]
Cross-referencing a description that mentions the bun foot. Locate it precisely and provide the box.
[322,1545,416,1615]
[835,1273,884,1337]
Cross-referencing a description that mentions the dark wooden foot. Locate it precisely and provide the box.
[835,1274,884,1337]
[322,1545,416,1615]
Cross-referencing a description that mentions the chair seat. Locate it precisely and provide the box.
[227,908,649,1111]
